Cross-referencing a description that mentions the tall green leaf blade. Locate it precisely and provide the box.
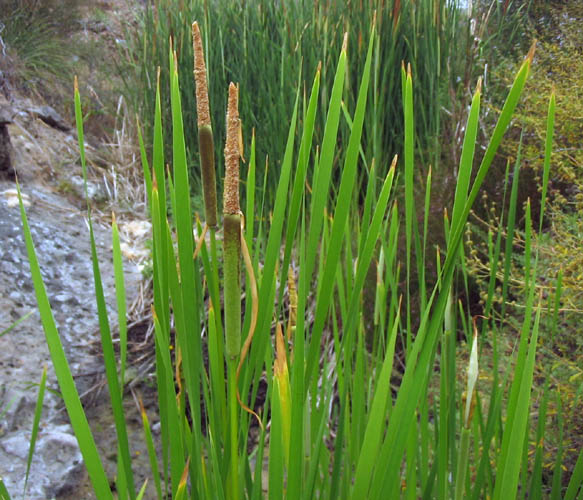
[152,69,167,222]
[342,159,396,348]
[169,52,203,493]
[287,199,308,499]
[150,184,183,494]
[450,82,481,244]
[564,449,583,500]
[494,294,542,499]
[245,132,257,247]
[493,206,537,497]
[136,118,152,204]
[539,91,555,232]
[0,477,11,500]
[280,65,321,305]
[502,138,523,315]
[454,48,534,246]
[23,365,47,497]
[403,62,415,350]
[529,380,549,500]
[352,307,400,498]
[75,83,136,499]
[305,37,347,285]
[305,379,333,499]
[111,215,127,389]
[243,85,299,417]
[0,310,34,338]
[305,26,375,391]
[152,300,185,495]
[139,400,163,500]
[268,378,284,500]
[136,480,149,500]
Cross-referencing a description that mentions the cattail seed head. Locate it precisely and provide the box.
[224,82,240,215]
[192,22,218,227]
[198,125,217,227]
[192,22,211,127]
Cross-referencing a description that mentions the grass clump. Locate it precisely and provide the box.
[13,15,583,500]
[0,0,84,101]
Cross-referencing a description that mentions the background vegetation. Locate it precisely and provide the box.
[467,0,583,473]
[122,0,468,208]
[2,0,582,497]
[0,0,85,103]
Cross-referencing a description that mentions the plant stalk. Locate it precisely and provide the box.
[223,81,241,500]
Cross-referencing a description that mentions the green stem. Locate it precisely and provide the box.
[224,214,240,500]
[455,426,471,500]
[224,214,242,359]
[228,357,239,500]
[210,227,227,434]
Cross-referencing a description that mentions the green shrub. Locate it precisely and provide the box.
[469,1,583,338]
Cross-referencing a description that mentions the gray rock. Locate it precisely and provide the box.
[0,388,31,433]
[28,105,70,132]
[0,426,85,499]
[0,106,14,125]
[1,433,30,460]
[38,428,85,498]
[69,174,108,202]
[0,117,14,179]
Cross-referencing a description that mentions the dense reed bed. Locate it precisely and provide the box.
[123,0,467,205]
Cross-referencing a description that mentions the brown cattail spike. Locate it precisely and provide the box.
[224,83,241,215]
[192,22,217,227]
[192,22,211,127]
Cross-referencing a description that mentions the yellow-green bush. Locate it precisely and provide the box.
[484,1,583,323]
[465,3,583,479]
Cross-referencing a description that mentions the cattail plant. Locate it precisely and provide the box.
[223,81,242,500]
[223,82,242,361]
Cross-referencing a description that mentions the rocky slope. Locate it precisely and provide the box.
[0,1,155,498]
